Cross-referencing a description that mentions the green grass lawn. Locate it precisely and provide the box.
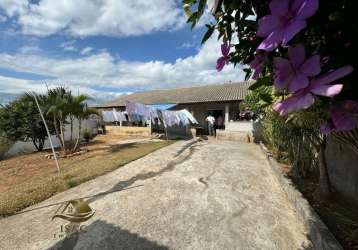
[0,140,174,217]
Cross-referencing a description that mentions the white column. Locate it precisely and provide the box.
[148,119,152,135]
[225,104,229,125]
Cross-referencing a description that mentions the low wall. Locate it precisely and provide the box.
[216,130,252,142]
[166,126,193,139]
[6,118,98,156]
[259,143,342,250]
[105,126,151,137]
[226,121,253,132]
[326,136,358,208]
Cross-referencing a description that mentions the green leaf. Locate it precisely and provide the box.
[201,25,214,44]
[259,93,273,104]
[258,100,271,108]
[183,3,193,17]
[182,0,196,4]
[243,68,251,81]
[187,12,199,29]
[248,76,273,90]
[198,0,207,15]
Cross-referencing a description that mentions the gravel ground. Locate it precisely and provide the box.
[0,139,311,250]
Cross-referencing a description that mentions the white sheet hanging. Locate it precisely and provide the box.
[125,101,198,128]
[102,110,127,122]
[180,109,198,124]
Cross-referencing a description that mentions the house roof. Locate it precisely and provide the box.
[96,81,253,108]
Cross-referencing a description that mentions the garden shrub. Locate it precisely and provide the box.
[262,111,318,179]
[0,136,13,160]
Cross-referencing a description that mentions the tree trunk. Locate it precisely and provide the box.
[70,117,74,142]
[53,117,61,146]
[73,118,82,152]
[32,138,40,151]
[59,120,66,153]
[38,138,44,151]
[32,138,45,151]
[316,137,332,200]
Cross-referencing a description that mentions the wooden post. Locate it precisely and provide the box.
[148,119,152,135]
[33,93,60,173]
[225,104,229,129]
[162,119,168,141]
[165,127,168,141]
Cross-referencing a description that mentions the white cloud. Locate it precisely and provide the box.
[63,46,76,52]
[0,0,186,37]
[0,35,245,99]
[18,45,41,54]
[0,75,130,105]
[0,0,28,17]
[60,41,94,55]
[60,40,77,52]
[178,42,196,49]
[80,47,93,55]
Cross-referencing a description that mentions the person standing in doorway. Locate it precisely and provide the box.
[216,115,224,129]
[205,113,216,136]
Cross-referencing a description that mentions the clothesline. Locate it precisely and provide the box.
[125,101,198,127]
[102,108,127,122]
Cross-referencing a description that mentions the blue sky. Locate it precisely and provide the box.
[0,0,245,103]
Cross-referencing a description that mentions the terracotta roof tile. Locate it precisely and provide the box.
[97,81,253,108]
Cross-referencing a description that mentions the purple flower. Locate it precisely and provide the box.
[274,44,320,92]
[320,101,358,134]
[249,50,267,79]
[273,65,353,115]
[257,0,319,51]
[320,122,334,135]
[216,42,230,71]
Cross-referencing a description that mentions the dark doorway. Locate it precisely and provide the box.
[208,109,224,130]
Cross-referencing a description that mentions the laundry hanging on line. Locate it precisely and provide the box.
[126,101,152,122]
[125,101,198,127]
[101,109,127,122]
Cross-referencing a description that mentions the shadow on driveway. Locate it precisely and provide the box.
[87,140,201,204]
[47,220,168,250]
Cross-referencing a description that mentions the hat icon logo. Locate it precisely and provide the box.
[52,199,95,223]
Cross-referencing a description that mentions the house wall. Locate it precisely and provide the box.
[105,126,151,137]
[326,136,358,207]
[170,101,241,129]
[6,118,99,156]
[226,121,253,132]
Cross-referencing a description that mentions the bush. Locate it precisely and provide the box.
[0,136,13,160]
[82,129,91,143]
[262,111,318,179]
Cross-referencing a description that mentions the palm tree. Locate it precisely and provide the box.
[41,86,98,153]
[45,87,72,152]
[72,101,98,152]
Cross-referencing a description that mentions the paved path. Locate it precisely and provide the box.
[0,140,311,250]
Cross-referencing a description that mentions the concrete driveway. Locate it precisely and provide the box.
[0,139,310,250]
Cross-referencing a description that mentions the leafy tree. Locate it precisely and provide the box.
[240,86,274,116]
[0,86,98,156]
[0,136,13,159]
[0,94,54,151]
[72,100,98,152]
[0,102,24,142]
[44,87,72,152]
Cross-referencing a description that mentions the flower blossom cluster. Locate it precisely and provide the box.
[216,0,356,134]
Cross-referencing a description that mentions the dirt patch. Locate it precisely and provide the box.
[0,135,174,216]
[278,163,358,250]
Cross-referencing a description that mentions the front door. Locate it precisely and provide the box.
[207,109,224,130]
